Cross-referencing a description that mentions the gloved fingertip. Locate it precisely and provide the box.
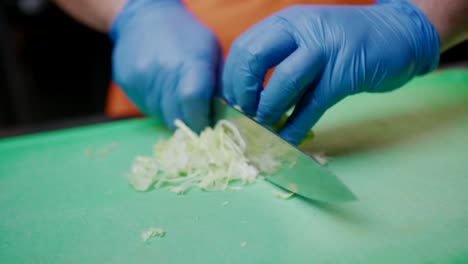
[279,128,303,146]
[161,98,183,131]
[191,117,210,134]
[223,95,236,107]
[180,95,212,133]
[256,107,283,127]
[165,118,177,131]
[236,104,256,117]
[237,87,263,117]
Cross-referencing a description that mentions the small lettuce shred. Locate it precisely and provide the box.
[127,118,297,194]
[141,227,165,242]
[275,191,295,200]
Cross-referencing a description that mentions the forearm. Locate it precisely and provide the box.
[53,0,127,32]
[411,0,468,52]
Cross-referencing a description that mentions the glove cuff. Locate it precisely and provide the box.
[378,0,440,75]
[109,0,182,42]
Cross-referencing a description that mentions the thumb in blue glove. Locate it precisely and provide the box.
[222,0,439,144]
[110,0,222,132]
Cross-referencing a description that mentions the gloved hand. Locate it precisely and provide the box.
[222,0,439,144]
[110,0,221,132]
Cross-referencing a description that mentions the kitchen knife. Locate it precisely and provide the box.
[213,98,357,203]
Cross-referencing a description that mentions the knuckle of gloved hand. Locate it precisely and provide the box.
[131,54,158,81]
[179,85,208,104]
[178,63,212,101]
[132,52,182,81]
[232,40,261,72]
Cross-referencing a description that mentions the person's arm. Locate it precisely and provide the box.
[52,0,126,32]
[411,0,468,51]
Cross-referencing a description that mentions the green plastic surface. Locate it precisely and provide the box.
[1,69,468,263]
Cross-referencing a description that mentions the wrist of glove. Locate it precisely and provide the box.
[110,0,182,41]
[375,0,440,77]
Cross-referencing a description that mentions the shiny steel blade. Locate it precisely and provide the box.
[213,98,356,203]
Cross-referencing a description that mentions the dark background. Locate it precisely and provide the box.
[0,1,467,136]
[0,1,112,130]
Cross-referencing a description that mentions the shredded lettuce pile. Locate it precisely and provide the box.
[127,118,296,194]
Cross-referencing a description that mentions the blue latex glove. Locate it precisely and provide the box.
[110,0,221,132]
[222,0,439,144]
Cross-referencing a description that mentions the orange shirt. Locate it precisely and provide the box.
[106,0,374,117]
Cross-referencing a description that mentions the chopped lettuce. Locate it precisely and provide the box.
[128,119,298,194]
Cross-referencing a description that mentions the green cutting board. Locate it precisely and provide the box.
[1,69,468,263]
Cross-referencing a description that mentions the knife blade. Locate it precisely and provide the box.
[213,98,356,203]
